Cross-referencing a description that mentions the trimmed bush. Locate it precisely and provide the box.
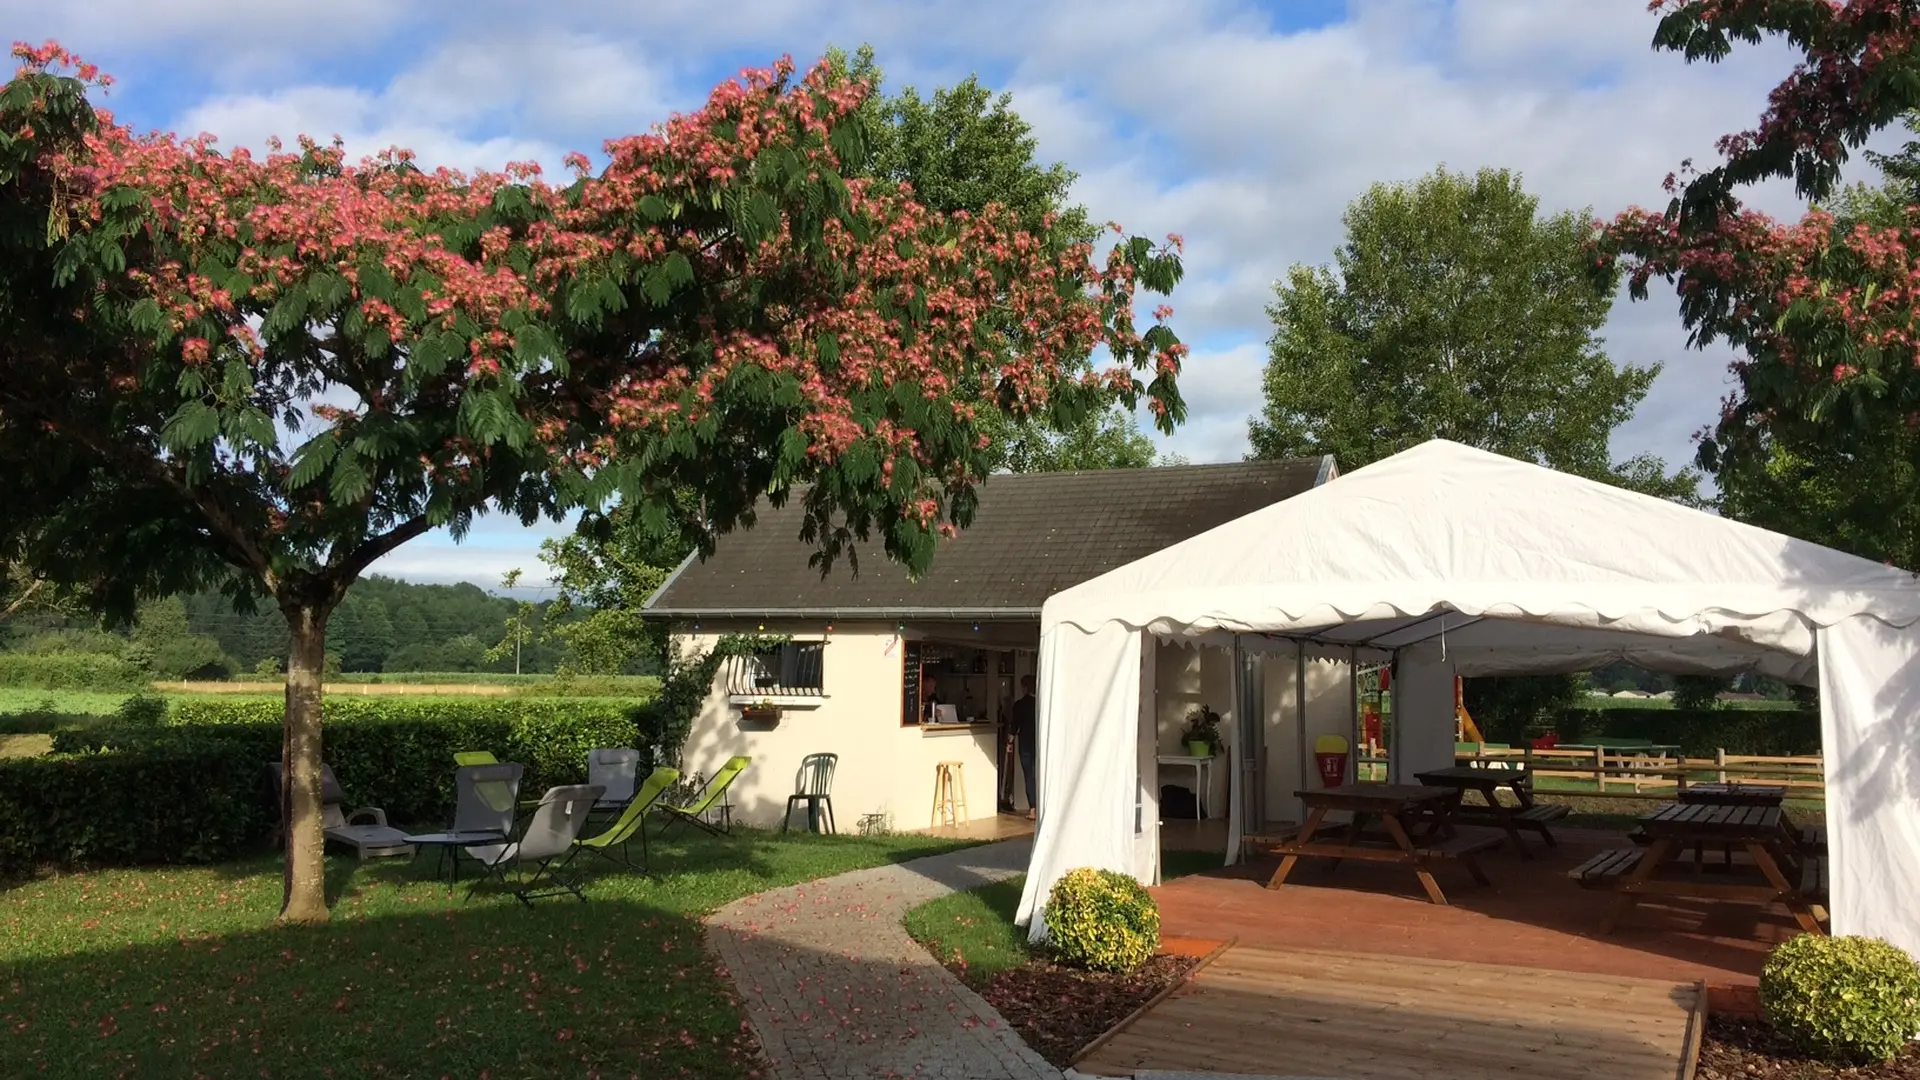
[1760,934,1920,1065]
[1553,707,1820,756]
[0,740,273,873]
[74,696,646,826]
[1044,867,1160,973]
[0,652,150,691]
[14,695,649,872]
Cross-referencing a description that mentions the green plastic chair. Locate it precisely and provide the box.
[453,751,498,767]
[575,767,679,873]
[658,756,751,837]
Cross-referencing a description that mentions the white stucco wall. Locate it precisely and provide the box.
[675,623,1000,831]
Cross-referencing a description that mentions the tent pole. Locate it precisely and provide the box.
[1349,647,1359,783]
[1296,644,1308,799]
[1228,635,1244,866]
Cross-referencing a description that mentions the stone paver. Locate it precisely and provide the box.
[705,838,1062,1080]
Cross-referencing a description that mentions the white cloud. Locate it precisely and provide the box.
[172,31,674,172]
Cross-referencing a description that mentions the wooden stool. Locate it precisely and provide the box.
[931,761,969,827]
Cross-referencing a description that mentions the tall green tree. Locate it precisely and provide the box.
[1250,166,1698,498]
[1706,118,1920,565]
[835,45,1161,468]
[1601,2,1920,569]
[544,51,1180,676]
[1,47,1183,921]
[482,568,539,675]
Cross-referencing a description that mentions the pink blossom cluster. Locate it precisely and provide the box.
[8,44,1184,527]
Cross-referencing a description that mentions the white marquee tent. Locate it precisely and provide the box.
[1015,440,1920,956]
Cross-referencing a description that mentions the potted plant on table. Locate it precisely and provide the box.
[1181,706,1223,757]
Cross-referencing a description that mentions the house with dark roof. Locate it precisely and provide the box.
[645,456,1337,831]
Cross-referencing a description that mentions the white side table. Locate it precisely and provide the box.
[1156,754,1215,819]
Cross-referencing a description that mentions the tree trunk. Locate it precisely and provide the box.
[279,601,333,923]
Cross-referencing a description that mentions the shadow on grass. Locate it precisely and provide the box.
[0,828,1012,1080]
[0,893,755,1080]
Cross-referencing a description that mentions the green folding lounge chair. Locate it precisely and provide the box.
[575,766,679,873]
[658,756,750,837]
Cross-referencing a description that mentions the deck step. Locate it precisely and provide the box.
[1569,847,1643,888]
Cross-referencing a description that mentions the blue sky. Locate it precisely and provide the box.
[11,1,1819,595]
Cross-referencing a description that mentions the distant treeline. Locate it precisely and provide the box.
[2,575,662,678]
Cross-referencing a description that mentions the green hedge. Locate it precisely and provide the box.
[0,739,272,873]
[1551,707,1820,756]
[64,696,651,825]
[0,653,150,691]
[10,696,655,874]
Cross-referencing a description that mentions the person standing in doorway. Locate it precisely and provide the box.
[1011,674,1038,820]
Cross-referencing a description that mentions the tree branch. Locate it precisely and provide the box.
[47,419,278,584]
[1,576,45,621]
[335,515,436,581]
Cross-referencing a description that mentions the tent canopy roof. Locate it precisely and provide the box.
[1043,441,1920,681]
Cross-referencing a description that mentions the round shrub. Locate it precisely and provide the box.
[1761,934,1920,1065]
[1044,867,1159,973]
[115,692,170,727]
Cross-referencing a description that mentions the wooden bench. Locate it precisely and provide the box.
[1799,855,1828,900]
[1513,804,1570,824]
[1570,848,1644,889]
[1417,831,1505,860]
[1799,825,1827,854]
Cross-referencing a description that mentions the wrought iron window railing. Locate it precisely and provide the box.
[720,642,825,696]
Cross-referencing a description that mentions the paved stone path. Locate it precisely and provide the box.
[705,838,1064,1080]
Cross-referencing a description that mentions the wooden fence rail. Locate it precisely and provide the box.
[1357,745,1825,800]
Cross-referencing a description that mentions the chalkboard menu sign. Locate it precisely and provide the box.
[901,640,923,726]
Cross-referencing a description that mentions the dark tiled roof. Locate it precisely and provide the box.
[645,457,1332,617]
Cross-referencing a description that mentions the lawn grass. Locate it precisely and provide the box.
[903,847,1223,990]
[0,688,133,728]
[0,828,973,1080]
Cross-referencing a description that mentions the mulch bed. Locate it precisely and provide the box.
[1699,1016,1920,1080]
[961,954,1200,1068]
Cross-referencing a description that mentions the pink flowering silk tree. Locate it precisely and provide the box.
[0,44,1186,921]
[1602,2,1920,528]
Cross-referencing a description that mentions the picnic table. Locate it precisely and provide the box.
[1679,782,1788,806]
[1415,765,1569,858]
[1261,782,1502,906]
[1571,802,1825,935]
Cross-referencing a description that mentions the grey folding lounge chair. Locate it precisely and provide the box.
[464,784,604,905]
[587,748,642,812]
[266,762,415,861]
[403,763,524,881]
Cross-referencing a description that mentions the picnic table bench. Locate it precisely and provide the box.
[1679,782,1789,806]
[1415,765,1568,858]
[1260,783,1502,906]
[1570,802,1825,935]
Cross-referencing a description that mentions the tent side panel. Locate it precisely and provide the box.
[1390,643,1457,783]
[1136,634,1160,883]
[1017,622,1142,940]
[1818,618,1920,959]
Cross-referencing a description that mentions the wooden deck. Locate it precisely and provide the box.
[1076,945,1703,1080]
[1153,828,1801,997]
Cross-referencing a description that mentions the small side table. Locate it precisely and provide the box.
[1157,754,1215,819]
[403,829,509,882]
